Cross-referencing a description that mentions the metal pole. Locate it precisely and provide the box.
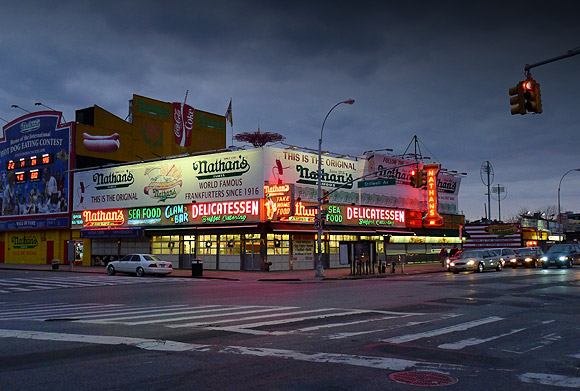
[495,184,501,222]
[525,47,580,74]
[315,99,354,278]
[557,169,580,242]
[487,161,491,221]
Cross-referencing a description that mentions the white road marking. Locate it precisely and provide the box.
[381,316,504,344]
[438,328,526,350]
[519,372,580,388]
[0,328,464,372]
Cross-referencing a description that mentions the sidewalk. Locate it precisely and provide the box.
[0,262,447,282]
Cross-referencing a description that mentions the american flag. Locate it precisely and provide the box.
[225,99,233,127]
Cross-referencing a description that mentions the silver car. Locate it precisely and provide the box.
[449,249,503,274]
[106,254,173,277]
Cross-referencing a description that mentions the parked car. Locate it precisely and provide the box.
[106,254,174,277]
[511,247,544,268]
[449,249,503,274]
[540,244,580,269]
[489,248,517,267]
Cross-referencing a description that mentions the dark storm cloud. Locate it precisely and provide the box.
[1,0,580,220]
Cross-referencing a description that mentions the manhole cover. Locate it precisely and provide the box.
[388,371,458,387]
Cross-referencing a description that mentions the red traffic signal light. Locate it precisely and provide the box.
[523,79,542,114]
[409,169,416,188]
[509,79,542,115]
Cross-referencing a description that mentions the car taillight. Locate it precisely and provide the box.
[148,263,158,267]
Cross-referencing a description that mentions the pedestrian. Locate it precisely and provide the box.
[439,246,448,267]
[449,244,459,257]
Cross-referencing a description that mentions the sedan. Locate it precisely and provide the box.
[106,254,174,277]
[511,247,544,268]
[541,244,578,269]
[449,249,503,274]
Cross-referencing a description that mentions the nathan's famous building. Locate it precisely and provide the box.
[70,146,465,271]
[0,94,225,266]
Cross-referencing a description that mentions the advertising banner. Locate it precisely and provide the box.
[0,111,71,225]
[72,149,264,211]
[71,199,261,229]
[362,152,461,212]
[263,146,362,205]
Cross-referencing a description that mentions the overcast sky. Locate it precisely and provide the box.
[2,1,579,221]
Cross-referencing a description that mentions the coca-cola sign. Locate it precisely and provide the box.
[172,102,194,147]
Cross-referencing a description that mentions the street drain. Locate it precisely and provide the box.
[388,371,458,387]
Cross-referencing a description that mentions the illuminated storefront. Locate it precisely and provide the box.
[70,147,464,271]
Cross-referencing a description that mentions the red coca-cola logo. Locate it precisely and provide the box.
[173,103,183,140]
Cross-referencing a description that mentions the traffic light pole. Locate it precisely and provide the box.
[524,47,580,77]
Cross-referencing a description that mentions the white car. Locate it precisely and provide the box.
[106,254,173,277]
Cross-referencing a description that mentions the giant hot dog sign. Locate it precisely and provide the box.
[72,148,264,211]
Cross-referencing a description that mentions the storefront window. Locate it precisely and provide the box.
[198,234,217,255]
[329,234,357,254]
[360,235,384,253]
[220,234,241,255]
[266,234,290,255]
[151,236,180,255]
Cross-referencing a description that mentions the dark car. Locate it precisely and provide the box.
[540,244,580,269]
[511,247,544,268]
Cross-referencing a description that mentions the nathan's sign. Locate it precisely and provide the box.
[264,184,293,220]
[485,223,519,237]
[423,163,443,227]
[190,199,260,224]
[11,235,39,249]
[72,148,263,211]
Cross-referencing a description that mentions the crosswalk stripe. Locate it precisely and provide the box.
[437,327,527,350]
[90,306,298,326]
[381,316,504,344]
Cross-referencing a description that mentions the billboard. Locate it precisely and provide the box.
[0,111,71,228]
[76,95,226,163]
[73,148,264,211]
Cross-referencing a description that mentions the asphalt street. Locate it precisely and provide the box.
[0,266,579,390]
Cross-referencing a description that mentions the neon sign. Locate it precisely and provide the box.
[82,209,125,227]
[423,163,443,226]
[191,200,260,223]
[264,184,292,220]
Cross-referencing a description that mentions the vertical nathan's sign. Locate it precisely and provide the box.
[423,163,443,227]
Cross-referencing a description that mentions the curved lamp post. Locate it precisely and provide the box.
[315,99,355,278]
[557,168,580,240]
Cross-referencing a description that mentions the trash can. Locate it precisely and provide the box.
[191,258,203,277]
[51,259,60,270]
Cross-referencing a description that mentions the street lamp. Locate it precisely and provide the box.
[315,99,355,278]
[557,168,580,240]
[35,102,66,123]
[11,104,31,114]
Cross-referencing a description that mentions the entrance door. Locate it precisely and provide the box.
[243,236,261,271]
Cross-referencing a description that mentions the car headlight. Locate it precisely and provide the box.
[541,256,548,262]
[524,258,532,262]
[510,259,516,263]
[449,262,455,267]
[467,260,475,266]
[559,256,568,261]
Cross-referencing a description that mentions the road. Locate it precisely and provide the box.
[1,267,579,390]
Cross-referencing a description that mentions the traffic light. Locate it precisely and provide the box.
[509,82,526,115]
[523,79,542,114]
[321,189,329,204]
[409,169,416,188]
[418,169,427,188]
